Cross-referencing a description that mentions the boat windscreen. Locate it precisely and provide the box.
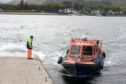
[70,45,80,55]
[82,46,93,55]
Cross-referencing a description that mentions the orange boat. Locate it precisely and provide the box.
[58,38,106,77]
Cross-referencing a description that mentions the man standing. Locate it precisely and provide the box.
[27,36,33,59]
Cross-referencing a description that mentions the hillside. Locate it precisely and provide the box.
[9,0,47,5]
[9,0,73,5]
[1,0,126,6]
[111,0,126,6]
[4,0,110,5]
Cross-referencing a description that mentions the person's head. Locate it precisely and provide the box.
[30,36,33,40]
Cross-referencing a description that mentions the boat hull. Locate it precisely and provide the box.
[62,62,99,77]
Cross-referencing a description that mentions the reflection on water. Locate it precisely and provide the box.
[62,74,101,84]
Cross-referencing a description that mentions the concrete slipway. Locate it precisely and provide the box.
[0,57,53,84]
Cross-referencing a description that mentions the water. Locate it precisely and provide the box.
[0,15,126,84]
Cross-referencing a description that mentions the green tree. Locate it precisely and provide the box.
[17,0,25,10]
[61,1,72,8]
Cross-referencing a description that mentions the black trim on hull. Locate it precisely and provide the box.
[62,63,100,77]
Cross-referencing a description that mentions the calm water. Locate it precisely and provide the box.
[0,15,126,84]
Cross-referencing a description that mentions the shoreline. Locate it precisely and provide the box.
[0,12,68,15]
[0,12,125,17]
[0,12,85,16]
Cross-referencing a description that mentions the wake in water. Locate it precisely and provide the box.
[0,43,27,52]
[0,43,46,61]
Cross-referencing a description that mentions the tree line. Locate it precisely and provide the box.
[0,0,126,15]
[0,0,75,12]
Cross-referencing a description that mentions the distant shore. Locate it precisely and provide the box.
[0,12,86,16]
[0,12,125,16]
[0,12,69,15]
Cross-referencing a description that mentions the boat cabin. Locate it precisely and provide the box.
[67,38,102,58]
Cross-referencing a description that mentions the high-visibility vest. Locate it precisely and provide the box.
[27,37,32,49]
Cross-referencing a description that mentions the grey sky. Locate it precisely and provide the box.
[0,0,12,3]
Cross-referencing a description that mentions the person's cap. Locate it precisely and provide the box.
[30,36,33,38]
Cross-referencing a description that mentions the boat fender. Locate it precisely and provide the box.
[57,56,63,64]
[102,52,106,58]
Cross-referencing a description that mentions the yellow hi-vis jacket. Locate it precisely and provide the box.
[27,37,32,49]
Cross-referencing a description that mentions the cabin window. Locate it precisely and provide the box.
[82,46,93,55]
[70,45,80,54]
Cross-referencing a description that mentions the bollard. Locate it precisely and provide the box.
[45,77,47,82]
[38,66,41,70]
